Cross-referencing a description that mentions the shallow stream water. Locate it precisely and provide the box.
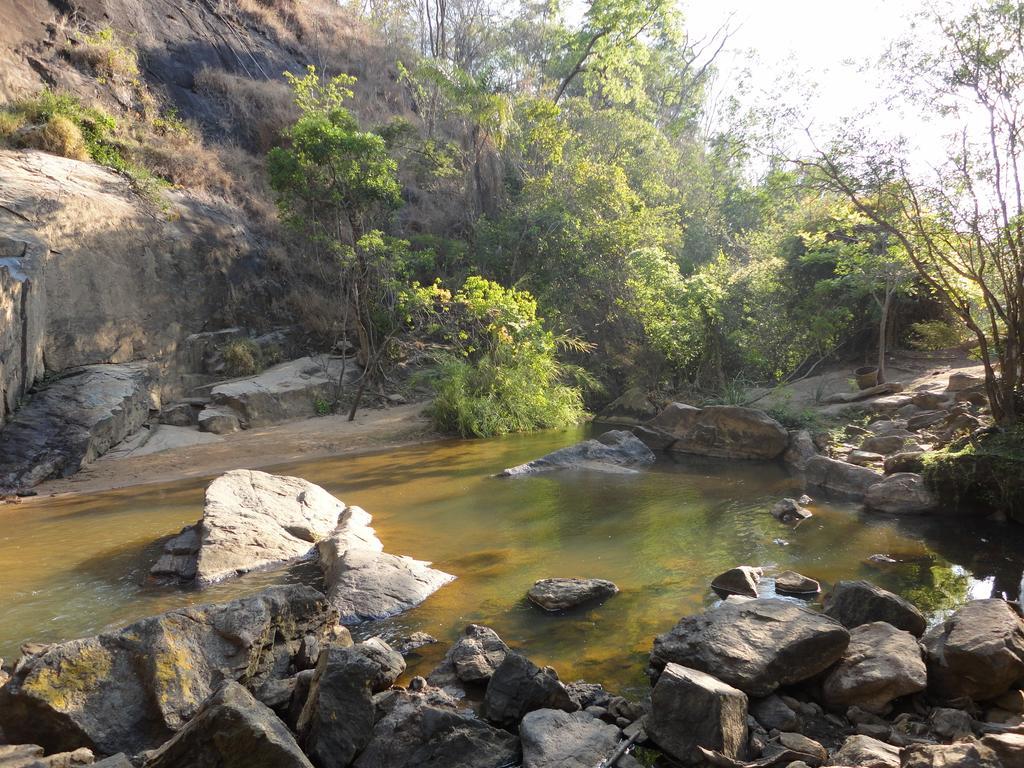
[2,424,1023,697]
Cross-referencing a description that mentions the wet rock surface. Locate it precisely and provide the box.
[500,429,655,476]
[527,578,619,610]
[824,580,927,637]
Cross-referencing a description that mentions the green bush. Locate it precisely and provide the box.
[221,339,263,377]
[921,426,1024,518]
[908,320,971,351]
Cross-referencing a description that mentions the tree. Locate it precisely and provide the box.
[806,2,1024,423]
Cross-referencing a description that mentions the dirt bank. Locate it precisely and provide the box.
[24,403,439,499]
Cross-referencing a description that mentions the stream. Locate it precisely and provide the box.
[2,424,1023,698]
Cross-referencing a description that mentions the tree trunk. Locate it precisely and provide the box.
[877,291,892,385]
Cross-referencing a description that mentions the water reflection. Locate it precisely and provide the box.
[0,424,1022,698]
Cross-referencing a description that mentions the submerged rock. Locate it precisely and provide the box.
[527,578,619,611]
[822,622,927,713]
[500,430,655,476]
[150,469,346,585]
[0,586,333,756]
[650,598,850,697]
[648,404,789,460]
[143,682,312,768]
[711,566,762,598]
[924,599,1024,702]
[770,498,812,523]
[824,580,927,637]
[648,663,748,766]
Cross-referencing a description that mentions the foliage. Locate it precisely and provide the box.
[908,320,971,351]
[922,426,1024,517]
[221,339,263,377]
[68,26,141,85]
[402,276,589,436]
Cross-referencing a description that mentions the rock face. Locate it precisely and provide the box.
[824,581,927,637]
[499,430,655,476]
[648,404,789,460]
[520,709,620,768]
[981,733,1024,768]
[803,456,881,499]
[353,690,520,768]
[0,363,154,488]
[527,578,619,611]
[833,735,901,768]
[865,473,938,514]
[209,357,359,428]
[0,586,333,756]
[822,622,927,713]
[924,599,1024,702]
[783,430,818,471]
[711,566,762,598]
[428,625,510,690]
[648,663,748,765]
[143,682,313,768]
[151,470,346,584]
[481,653,577,727]
[649,598,850,697]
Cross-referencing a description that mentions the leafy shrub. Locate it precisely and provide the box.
[221,339,263,377]
[764,404,821,430]
[908,320,971,351]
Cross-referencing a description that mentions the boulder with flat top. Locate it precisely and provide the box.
[648,404,789,460]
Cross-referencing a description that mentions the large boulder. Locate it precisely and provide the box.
[481,653,577,728]
[0,363,154,489]
[315,504,454,624]
[143,682,312,768]
[209,357,359,428]
[824,581,927,637]
[297,642,403,768]
[865,474,939,514]
[428,625,510,692]
[648,663,748,765]
[520,709,621,768]
[526,578,618,611]
[0,586,333,756]
[499,430,655,476]
[353,690,520,768]
[151,470,346,584]
[803,456,881,499]
[901,742,1003,768]
[832,735,901,768]
[648,404,789,460]
[783,430,818,471]
[596,386,660,425]
[822,622,927,713]
[924,599,1024,702]
[649,598,849,697]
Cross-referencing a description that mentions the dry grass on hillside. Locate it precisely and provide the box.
[194,68,296,153]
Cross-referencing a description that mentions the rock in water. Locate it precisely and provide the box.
[774,571,820,596]
[0,586,332,756]
[353,690,520,768]
[648,404,789,460]
[648,663,748,765]
[500,430,655,476]
[832,735,901,768]
[428,625,510,693]
[649,598,850,697]
[770,498,812,523]
[143,682,312,768]
[824,580,926,637]
[710,566,762,598]
[481,653,577,727]
[520,709,620,768]
[924,599,1024,702]
[783,430,818,471]
[0,363,154,489]
[803,456,881,499]
[527,578,619,611]
[151,469,346,584]
[822,622,927,713]
[865,473,938,514]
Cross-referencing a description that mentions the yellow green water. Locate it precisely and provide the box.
[2,425,1021,697]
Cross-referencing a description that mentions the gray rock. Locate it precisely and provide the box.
[803,456,882,499]
[929,707,974,741]
[196,406,240,434]
[981,733,1024,768]
[824,581,927,637]
[0,363,154,488]
[774,571,820,595]
[901,742,1003,768]
[750,694,800,732]
[648,663,748,765]
[159,402,199,427]
[770,499,812,523]
[650,598,850,697]
[884,451,926,474]
[597,386,660,425]
[865,474,938,514]
[924,599,1024,702]
[481,653,577,727]
[428,625,510,689]
[0,585,332,756]
[151,469,347,584]
[783,430,818,471]
[822,622,927,714]
[711,566,763,598]
[500,430,655,476]
[775,732,827,765]
[833,735,901,768]
[948,371,986,392]
[355,638,407,692]
[297,644,382,768]
[520,708,620,768]
[527,578,619,610]
[353,690,520,768]
[631,425,677,451]
[143,682,312,768]
[649,404,789,460]
[861,434,917,455]
[906,410,949,432]
[93,755,133,768]
[849,449,885,466]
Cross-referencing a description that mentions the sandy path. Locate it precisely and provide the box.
[30,403,439,498]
